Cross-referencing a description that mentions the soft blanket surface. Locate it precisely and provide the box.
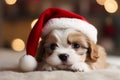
[1,70,120,80]
[0,49,120,80]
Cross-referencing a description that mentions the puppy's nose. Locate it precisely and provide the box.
[58,54,69,62]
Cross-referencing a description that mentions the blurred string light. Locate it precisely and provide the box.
[96,0,118,13]
[39,38,42,42]
[104,0,118,13]
[96,0,106,5]
[11,38,25,52]
[31,19,38,29]
[5,0,17,5]
[31,19,42,43]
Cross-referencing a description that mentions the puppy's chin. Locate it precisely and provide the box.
[56,64,71,70]
[45,58,72,70]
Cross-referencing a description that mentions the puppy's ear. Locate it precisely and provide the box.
[35,39,45,62]
[86,40,99,62]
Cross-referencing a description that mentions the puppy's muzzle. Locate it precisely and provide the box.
[58,54,69,62]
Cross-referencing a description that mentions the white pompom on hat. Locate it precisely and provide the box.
[19,8,97,71]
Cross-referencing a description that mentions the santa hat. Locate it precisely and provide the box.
[19,8,97,71]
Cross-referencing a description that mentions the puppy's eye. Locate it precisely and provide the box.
[50,43,58,50]
[72,43,80,49]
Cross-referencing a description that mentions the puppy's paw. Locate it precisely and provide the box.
[70,62,90,72]
[41,64,57,71]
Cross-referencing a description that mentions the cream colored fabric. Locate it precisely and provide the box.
[0,49,120,80]
[1,70,120,80]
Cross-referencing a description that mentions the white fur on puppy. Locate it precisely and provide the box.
[70,62,90,72]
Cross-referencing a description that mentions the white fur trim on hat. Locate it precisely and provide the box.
[42,18,97,43]
[19,55,37,71]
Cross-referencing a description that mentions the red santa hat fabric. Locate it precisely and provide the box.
[19,8,97,71]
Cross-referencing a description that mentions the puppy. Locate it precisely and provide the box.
[36,29,108,72]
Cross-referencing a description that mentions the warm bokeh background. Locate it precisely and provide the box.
[0,0,120,55]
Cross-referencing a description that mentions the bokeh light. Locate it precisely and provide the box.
[11,38,25,52]
[96,0,106,5]
[5,0,17,5]
[31,19,38,29]
[104,0,118,13]
[39,38,42,42]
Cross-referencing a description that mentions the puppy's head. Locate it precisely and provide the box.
[36,29,99,69]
